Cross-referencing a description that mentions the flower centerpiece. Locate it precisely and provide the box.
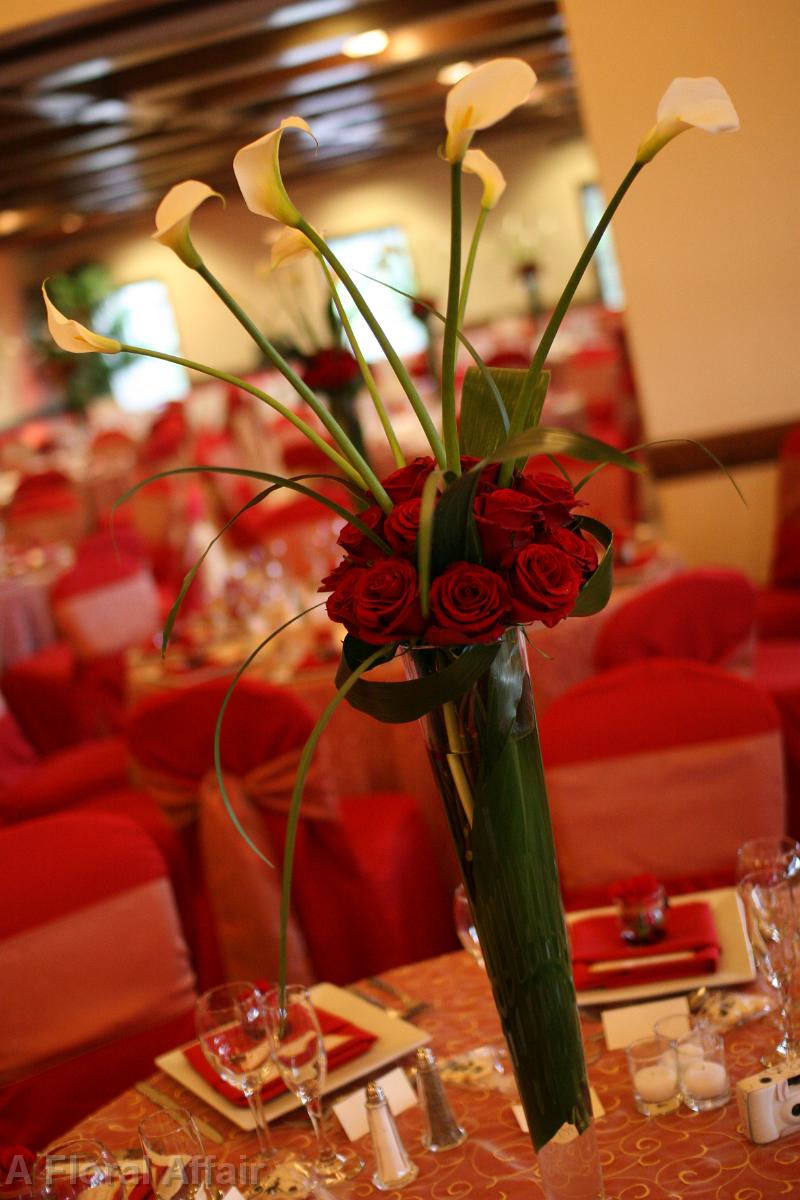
[44,64,738,1198]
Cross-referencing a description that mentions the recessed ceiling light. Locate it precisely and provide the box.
[342,29,389,58]
[0,210,24,235]
[437,61,474,86]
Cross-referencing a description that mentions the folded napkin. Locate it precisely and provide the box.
[570,900,721,989]
[184,1007,377,1106]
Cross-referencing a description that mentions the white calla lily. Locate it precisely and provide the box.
[444,58,536,163]
[233,117,316,226]
[270,225,318,269]
[42,284,121,354]
[462,148,506,208]
[153,180,222,267]
[636,77,739,164]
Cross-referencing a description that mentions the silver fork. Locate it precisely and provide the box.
[366,975,420,1010]
[348,985,429,1021]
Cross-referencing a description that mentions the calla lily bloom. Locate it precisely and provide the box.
[462,148,506,208]
[42,284,121,354]
[636,77,739,164]
[153,180,222,267]
[270,225,318,269]
[444,58,535,163]
[233,117,316,226]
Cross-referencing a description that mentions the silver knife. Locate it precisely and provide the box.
[135,1081,226,1144]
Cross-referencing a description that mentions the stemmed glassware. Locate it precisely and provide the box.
[33,1140,126,1200]
[138,1107,209,1200]
[264,984,363,1186]
[194,982,312,1197]
[738,867,800,1063]
[736,836,800,882]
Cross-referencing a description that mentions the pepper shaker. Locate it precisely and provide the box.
[416,1046,467,1151]
[365,1080,418,1190]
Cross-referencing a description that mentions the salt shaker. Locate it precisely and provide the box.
[365,1080,418,1190]
[416,1046,467,1150]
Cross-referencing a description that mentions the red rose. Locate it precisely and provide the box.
[336,506,386,561]
[348,558,425,644]
[382,456,436,503]
[518,471,579,528]
[507,543,582,627]
[473,488,539,567]
[460,456,501,491]
[427,562,510,645]
[324,564,365,626]
[301,347,361,392]
[384,498,423,558]
[548,526,599,580]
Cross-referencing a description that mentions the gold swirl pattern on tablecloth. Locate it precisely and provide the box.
[69,952,800,1198]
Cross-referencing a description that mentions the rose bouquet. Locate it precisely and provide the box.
[43,62,738,1197]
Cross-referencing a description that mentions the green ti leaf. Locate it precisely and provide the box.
[460,367,547,459]
[430,468,484,576]
[570,516,614,617]
[488,426,642,473]
[337,641,501,722]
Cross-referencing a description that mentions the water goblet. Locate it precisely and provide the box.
[138,1107,209,1200]
[738,868,800,1063]
[265,984,363,1186]
[33,1140,126,1200]
[195,982,312,1197]
[736,836,800,881]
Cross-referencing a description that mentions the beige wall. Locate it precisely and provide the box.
[562,0,799,580]
[0,0,102,34]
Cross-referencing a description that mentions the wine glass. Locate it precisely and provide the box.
[265,984,363,1186]
[736,836,800,881]
[33,1140,126,1200]
[738,867,800,1062]
[138,1107,208,1200]
[195,982,312,1197]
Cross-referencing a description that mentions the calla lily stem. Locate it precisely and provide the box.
[296,218,446,471]
[196,261,392,512]
[320,259,406,470]
[441,162,464,474]
[457,206,488,330]
[498,160,643,487]
[116,342,365,489]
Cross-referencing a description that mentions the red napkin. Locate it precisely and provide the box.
[184,1007,377,1106]
[570,900,721,989]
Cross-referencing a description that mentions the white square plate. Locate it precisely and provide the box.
[155,982,431,1130]
[568,887,755,1007]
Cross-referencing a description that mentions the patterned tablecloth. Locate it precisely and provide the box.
[69,951,800,1199]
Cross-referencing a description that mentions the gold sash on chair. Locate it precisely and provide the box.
[130,749,336,983]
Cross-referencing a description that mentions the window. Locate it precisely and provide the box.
[327,226,427,361]
[580,184,625,311]
[94,279,189,413]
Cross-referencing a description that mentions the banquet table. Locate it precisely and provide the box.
[67,950,800,1199]
[0,544,72,672]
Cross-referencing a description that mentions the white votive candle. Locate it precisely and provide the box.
[683,1060,728,1100]
[634,1063,678,1103]
[677,1041,704,1068]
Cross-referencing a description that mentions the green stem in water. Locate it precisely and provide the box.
[498,160,643,486]
[457,206,488,330]
[117,342,364,488]
[441,162,464,474]
[296,218,446,471]
[195,260,392,512]
[320,259,405,469]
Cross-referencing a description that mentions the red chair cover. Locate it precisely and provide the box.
[125,677,454,983]
[541,659,786,908]
[594,568,757,674]
[0,811,196,1145]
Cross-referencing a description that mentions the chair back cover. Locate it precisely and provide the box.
[594,567,757,674]
[125,678,338,983]
[0,810,196,1085]
[51,546,160,658]
[541,659,786,903]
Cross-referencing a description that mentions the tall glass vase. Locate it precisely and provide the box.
[406,629,604,1200]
